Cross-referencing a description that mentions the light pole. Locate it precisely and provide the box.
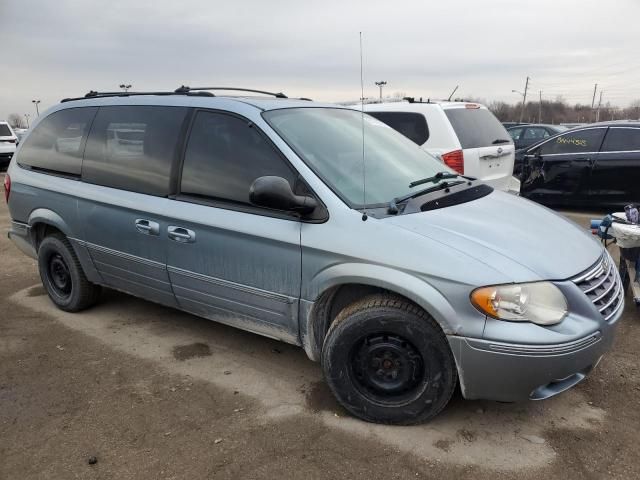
[24,113,30,129]
[31,99,41,116]
[119,84,132,92]
[374,81,387,100]
[513,76,530,123]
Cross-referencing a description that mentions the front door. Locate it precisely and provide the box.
[521,127,606,206]
[165,110,302,343]
[590,126,640,206]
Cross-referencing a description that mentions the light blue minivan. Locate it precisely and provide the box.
[4,87,623,424]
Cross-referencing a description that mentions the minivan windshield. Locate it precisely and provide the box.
[444,108,510,149]
[263,108,450,206]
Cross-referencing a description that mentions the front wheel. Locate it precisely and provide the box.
[321,294,457,425]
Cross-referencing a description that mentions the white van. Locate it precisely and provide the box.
[358,100,518,192]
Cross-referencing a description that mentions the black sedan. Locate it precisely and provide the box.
[519,122,640,208]
[507,124,568,151]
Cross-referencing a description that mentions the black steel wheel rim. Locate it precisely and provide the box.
[349,333,426,404]
[48,253,72,297]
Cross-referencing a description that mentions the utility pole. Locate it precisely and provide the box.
[596,90,603,122]
[374,81,387,100]
[31,99,41,116]
[590,83,598,122]
[519,77,530,123]
[447,85,459,101]
[538,90,543,123]
[119,84,132,92]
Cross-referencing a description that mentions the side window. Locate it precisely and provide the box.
[601,128,640,152]
[18,107,97,176]
[508,128,523,140]
[367,112,429,145]
[83,106,188,196]
[180,111,297,207]
[523,127,547,141]
[539,129,605,155]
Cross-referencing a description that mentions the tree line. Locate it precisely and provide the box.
[485,97,640,125]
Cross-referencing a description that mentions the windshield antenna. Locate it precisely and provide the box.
[359,32,368,221]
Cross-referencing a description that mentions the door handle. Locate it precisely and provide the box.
[168,226,196,243]
[135,219,160,236]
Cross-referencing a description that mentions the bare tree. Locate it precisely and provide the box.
[7,113,27,129]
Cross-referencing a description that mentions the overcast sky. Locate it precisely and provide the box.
[1,0,639,121]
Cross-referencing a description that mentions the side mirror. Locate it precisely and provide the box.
[249,176,318,215]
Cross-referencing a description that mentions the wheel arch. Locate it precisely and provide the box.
[300,263,458,361]
[28,208,73,248]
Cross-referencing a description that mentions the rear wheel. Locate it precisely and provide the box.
[321,294,457,425]
[38,234,101,312]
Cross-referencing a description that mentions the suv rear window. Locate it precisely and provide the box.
[17,107,97,176]
[602,128,640,152]
[83,106,188,196]
[444,108,509,149]
[0,124,12,136]
[367,112,429,145]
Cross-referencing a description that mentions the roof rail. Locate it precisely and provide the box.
[61,86,289,103]
[175,86,288,98]
[60,90,214,103]
[403,97,432,104]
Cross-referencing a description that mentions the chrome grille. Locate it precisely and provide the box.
[572,253,624,322]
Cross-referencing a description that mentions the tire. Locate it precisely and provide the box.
[37,233,101,312]
[321,294,457,425]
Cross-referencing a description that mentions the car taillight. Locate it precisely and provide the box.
[3,174,10,203]
[442,150,464,174]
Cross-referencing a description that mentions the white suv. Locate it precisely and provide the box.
[0,121,18,170]
[357,100,518,192]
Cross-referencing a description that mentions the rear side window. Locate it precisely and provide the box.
[508,128,523,140]
[367,112,429,145]
[601,128,640,152]
[18,107,97,176]
[523,127,550,141]
[0,124,12,136]
[444,108,509,149]
[539,128,605,155]
[180,111,296,206]
[83,106,188,196]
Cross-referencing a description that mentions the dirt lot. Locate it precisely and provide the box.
[1,179,639,480]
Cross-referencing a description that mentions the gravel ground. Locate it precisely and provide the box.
[1,179,638,479]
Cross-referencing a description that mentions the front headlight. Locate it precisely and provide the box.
[471,282,568,325]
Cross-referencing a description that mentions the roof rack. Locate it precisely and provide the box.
[174,86,287,98]
[61,86,289,103]
[403,97,433,104]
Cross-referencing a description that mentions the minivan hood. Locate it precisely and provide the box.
[385,190,602,282]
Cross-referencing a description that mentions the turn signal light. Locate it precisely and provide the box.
[442,149,464,174]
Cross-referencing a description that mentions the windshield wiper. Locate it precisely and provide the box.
[492,138,511,144]
[408,171,460,188]
[388,180,466,214]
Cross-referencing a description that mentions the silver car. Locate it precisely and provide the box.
[4,88,624,424]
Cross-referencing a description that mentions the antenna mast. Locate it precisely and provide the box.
[359,32,368,221]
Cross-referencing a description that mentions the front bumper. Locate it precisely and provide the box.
[448,306,621,402]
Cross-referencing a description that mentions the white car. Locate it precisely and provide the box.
[0,121,18,170]
[356,100,519,192]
